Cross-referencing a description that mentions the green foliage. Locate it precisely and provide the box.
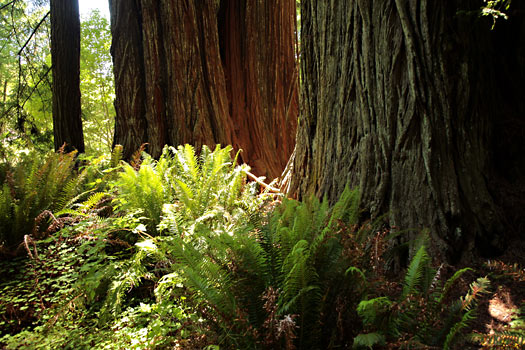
[0,1,54,157]
[0,150,86,248]
[0,230,93,341]
[469,261,525,349]
[115,144,260,236]
[3,144,514,350]
[80,10,115,155]
[353,332,386,349]
[471,326,525,349]
[1,6,114,158]
[482,0,512,28]
[0,228,198,350]
[2,144,258,349]
[354,244,490,349]
[115,157,170,235]
[155,185,360,349]
[80,144,362,348]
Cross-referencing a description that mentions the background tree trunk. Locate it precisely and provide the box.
[290,0,525,263]
[109,0,298,179]
[220,0,298,176]
[50,0,84,153]
[108,0,147,157]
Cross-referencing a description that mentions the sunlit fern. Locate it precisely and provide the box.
[469,261,525,349]
[160,185,360,348]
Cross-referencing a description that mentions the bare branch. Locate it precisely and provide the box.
[0,0,17,12]
[17,11,50,56]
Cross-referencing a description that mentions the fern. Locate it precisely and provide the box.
[402,245,431,298]
[356,297,394,328]
[471,330,525,349]
[354,245,489,350]
[353,332,386,349]
[0,151,86,249]
[115,158,169,235]
[110,144,124,168]
[77,145,361,349]
[440,277,489,349]
[469,262,525,349]
[437,267,473,303]
[57,191,110,217]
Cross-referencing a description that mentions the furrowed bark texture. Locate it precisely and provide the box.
[109,0,297,179]
[109,0,147,157]
[290,0,525,262]
[220,0,298,175]
[50,0,84,153]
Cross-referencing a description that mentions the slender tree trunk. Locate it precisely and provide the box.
[290,0,525,263]
[109,0,297,179]
[50,0,84,153]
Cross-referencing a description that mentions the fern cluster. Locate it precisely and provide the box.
[143,186,360,349]
[354,244,491,349]
[469,261,525,349]
[38,144,267,348]
[84,144,363,348]
[114,144,260,236]
[0,151,87,250]
[3,144,510,350]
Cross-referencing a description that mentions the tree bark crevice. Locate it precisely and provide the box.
[109,0,298,179]
[291,0,525,263]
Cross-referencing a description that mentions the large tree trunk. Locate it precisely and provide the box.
[108,0,147,157]
[109,0,298,179]
[290,0,525,263]
[50,0,84,153]
[220,0,298,176]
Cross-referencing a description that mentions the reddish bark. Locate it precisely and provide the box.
[109,0,298,179]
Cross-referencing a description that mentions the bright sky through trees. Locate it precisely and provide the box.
[78,0,110,19]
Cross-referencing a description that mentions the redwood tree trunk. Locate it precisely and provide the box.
[290,0,525,263]
[50,0,84,153]
[109,0,298,179]
[220,0,298,176]
[108,0,147,157]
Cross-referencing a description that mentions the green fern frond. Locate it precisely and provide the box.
[346,266,367,284]
[461,276,490,312]
[353,332,386,349]
[329,184,360,226]
[437,267,473,304]
[357,297,393,326]
[80,192,108,211]
[443,309,477,349]
[470,330,525,348]
[115,161,169,234]
[402,245,431,298]
[279,240,319,310]
[0,151,86,247]
[179,144,199,182]
[441,277,490,349]
[110,144,124,168]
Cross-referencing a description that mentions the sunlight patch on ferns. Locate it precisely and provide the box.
[354,244,490,350]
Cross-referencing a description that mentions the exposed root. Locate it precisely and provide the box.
[244,170,282,194]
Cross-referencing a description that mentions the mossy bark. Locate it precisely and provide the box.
[290,0,525,263]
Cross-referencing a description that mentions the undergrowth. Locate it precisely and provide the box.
[1,144,524,349]
[0,149,87,251]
